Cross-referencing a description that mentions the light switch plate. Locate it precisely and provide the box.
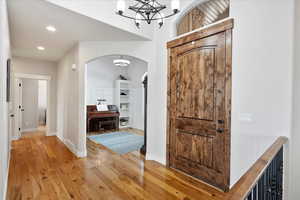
[239,113,253,123]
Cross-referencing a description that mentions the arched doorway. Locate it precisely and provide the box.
[85,54,149,156]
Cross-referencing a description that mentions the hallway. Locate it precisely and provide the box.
[0,0,297,199]
[6,134,225,200]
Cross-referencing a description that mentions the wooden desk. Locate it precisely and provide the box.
[87,105,119,133]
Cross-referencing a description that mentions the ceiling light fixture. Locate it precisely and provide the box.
[116,0,180,28]
[37,46,45,51]
[46,25,56,32]
[113,59,131,67]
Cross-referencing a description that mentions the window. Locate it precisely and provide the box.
[177,0,230,36]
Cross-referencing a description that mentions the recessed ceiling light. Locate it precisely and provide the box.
[46,25,56,32]
[37,46,45,51]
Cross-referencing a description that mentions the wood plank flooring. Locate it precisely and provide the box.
[6,131,225,200]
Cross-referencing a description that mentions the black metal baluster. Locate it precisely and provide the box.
[244,149,284,200]
[253,184,257,200]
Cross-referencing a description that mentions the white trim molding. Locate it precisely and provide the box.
[3,165,9,200]
[21,128,38,133]
[14,73,51,80]
[3,147,11,200]
[47,132,57,136]
[57,136,87,158]
[146,153,166,165]
[11,135,20,141]
[64,139,77,155]
[77,150,87,158]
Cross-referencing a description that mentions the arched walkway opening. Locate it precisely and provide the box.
[85,54,149,156]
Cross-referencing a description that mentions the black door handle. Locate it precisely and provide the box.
[218,120,225,124]
[217,129,224,133]
[10,114,14,117]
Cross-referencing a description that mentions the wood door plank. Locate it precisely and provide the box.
[177,48,215,120]
[167,20,233,191]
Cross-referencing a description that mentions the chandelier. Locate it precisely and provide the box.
[116,0,180,28]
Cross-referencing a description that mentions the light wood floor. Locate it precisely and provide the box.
[6,131,225,200]
[21,127,46,138]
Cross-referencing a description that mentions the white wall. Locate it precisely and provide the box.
[291,0,300,199]
[56,45,81,156]
[127,59,147,130]
[0,0,11,199]
[12,57,58,135]
[87,57,127,105]
[21,79,39,131]
[229,0,294,187]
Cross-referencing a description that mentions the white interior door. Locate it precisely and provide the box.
[14,78,23,137]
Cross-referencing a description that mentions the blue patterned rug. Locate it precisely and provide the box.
[88,132,144,154]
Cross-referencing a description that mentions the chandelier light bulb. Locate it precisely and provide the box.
[149,0,156,7]
[117,0,126,14]
[158,13,165,28]
[135,13,142,28]
[171,0,180,13]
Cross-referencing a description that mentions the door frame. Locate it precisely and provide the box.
[14,73,52,138]
[14,78,22,139]
[166,19,233,191]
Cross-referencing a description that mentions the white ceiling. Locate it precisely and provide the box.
[8,0,147,62]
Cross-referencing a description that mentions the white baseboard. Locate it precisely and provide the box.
[11,135,20,141]
[57,136,86,158]
[64,139,77,155]
[3,145,11,200]
[47,132,57,136]
[146,153,166,165]
[22,128,38,132]
[56,132,63,141]
[76,150,87,158]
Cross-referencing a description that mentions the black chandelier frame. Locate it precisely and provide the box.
[116,0,179,28]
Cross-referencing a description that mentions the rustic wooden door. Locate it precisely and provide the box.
[167,20,233,191]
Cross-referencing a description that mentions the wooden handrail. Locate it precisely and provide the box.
[224,136,288,200]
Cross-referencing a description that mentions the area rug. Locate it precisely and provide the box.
[87,132,144,154]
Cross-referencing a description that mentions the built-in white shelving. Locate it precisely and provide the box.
[115,80,131,128]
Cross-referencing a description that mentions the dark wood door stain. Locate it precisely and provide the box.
[167,19,233,191]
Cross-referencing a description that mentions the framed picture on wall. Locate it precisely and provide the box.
[6,59,11,102]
